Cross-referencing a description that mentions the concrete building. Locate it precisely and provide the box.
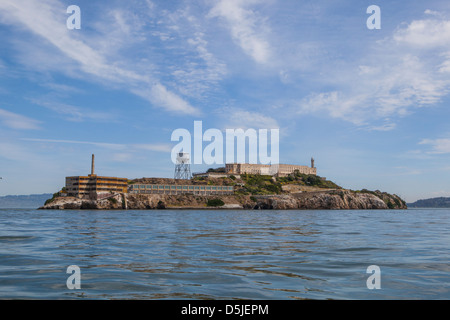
[192,172,240,179]
[129,184,234,195]
[65,154,128,199]
[225,158,316,177]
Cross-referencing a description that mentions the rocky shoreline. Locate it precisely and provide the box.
[40,189,407,210]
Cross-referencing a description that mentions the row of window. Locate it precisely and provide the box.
[69,182,127,187]
[67,187,125,192]
[67,177,126,181]
[130,184,234,191]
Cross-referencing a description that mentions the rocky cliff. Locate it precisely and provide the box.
[40,189,406,210]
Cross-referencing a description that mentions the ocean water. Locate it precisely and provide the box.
[0,208,448,300]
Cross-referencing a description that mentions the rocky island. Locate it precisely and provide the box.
[40,172,407,210]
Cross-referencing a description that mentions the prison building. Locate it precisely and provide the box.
[128,184,234,195]
[276,164,317,176]
[225,163,272,175]
[66,175,128,199]
[65,154,128,199]
[225,160,316,177]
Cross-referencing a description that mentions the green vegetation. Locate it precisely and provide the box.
[238,174,282,195]
[206,167,226,173]
[277,171,341,189]
[353,189,406,209]
[44,191,61,205]
[157,200,166,209]
[407,197,450,208]
[207,198,225,207]
[108,197,118,204]
[233,172,341,195]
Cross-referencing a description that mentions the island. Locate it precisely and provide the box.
[407,197,450,208]
[40,171,407,210]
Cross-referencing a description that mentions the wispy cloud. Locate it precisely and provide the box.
[296,11,450,128]
[29,98,118,122]
[419,138,450,154]
[393,18,450,49]
[0,0,199,115]
[21,138,126,150]
[208,0,271,64]
[21,138,172,153]
[221,107,279,129]
[0,108,41,130]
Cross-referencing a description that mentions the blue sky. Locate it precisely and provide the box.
[1,0,450,202]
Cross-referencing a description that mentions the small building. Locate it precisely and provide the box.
[192,172,241,179]
[128,184,234,195]
[65,154,128,199]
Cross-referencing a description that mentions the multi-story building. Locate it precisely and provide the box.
[128,184,234,195]
[225,158,317,177]
[65,154,128,199]
[66,175,128,199]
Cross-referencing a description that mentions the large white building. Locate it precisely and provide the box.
[225,158,316,177]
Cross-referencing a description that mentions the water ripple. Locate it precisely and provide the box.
[0,208,449,299]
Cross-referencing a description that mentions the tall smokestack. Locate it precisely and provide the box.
[91,154,95,175]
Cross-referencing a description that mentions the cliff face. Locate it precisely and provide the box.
[40,190,406,210]
[252,190,406,210]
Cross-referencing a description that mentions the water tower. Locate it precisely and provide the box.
[174,152,191,180]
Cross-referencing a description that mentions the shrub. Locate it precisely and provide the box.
[157,200,166,209]
[44,192,61,205]
[207,198,225,207]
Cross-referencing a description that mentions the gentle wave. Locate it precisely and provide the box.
[0,208,449,299]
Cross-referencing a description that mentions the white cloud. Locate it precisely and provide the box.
[424,9,441,17]
[419,138,450,154]
[133,144,172,152]
[0,0,199,115]
[296,14,450,128]
[21,138,172,153]
[133,84,201,115]
[0,108,40,130]
[393,19,450,49]
[21,138,126,151]
[112,153,133,162]
[368,123,397,132]
[223,108,279,129]
[29,99,117,122]
[208,0,271,64]
[148,7,228,99]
